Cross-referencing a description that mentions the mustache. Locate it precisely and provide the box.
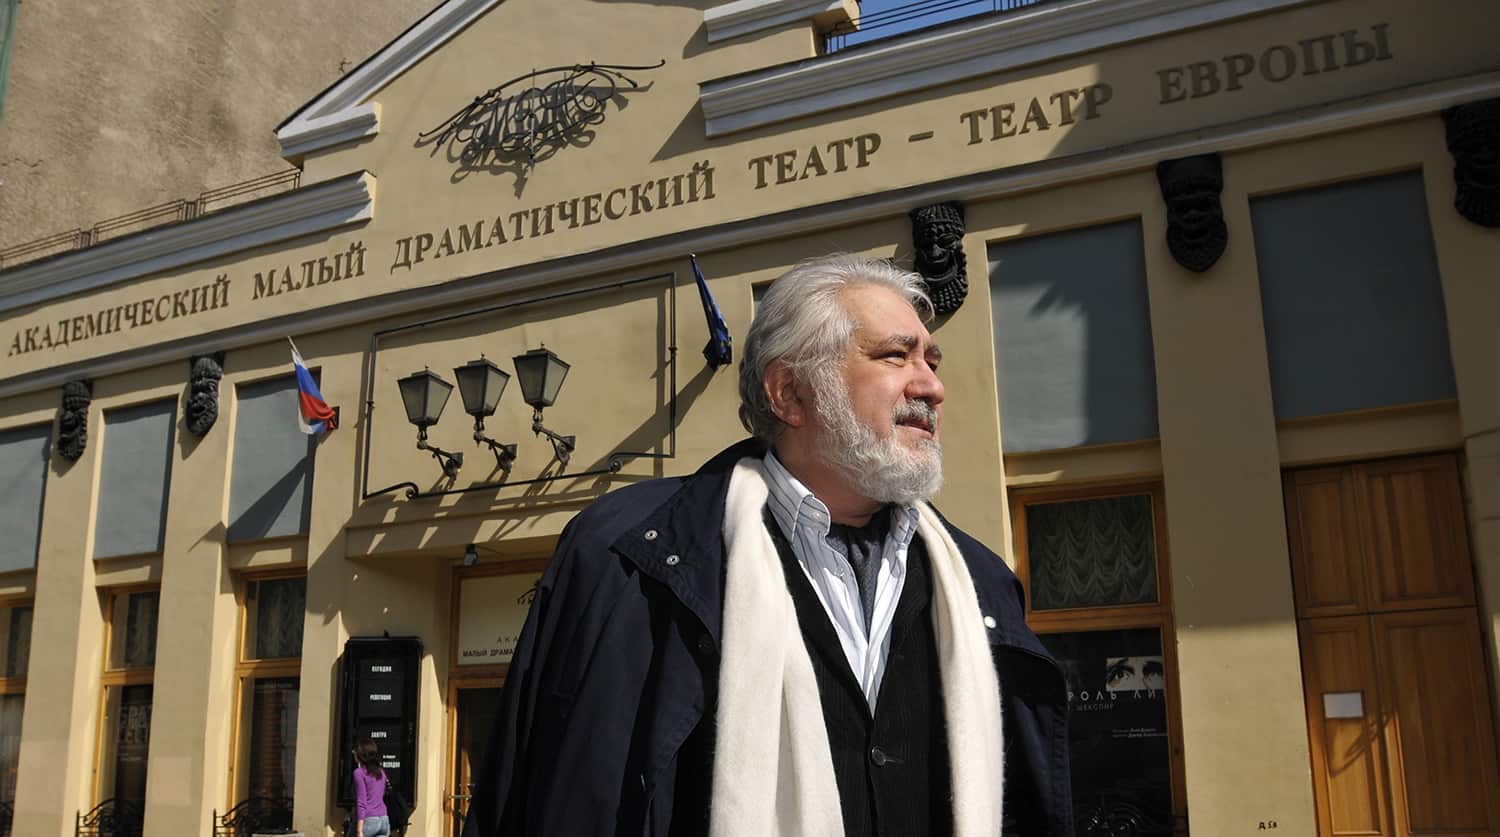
[892,399,938,427]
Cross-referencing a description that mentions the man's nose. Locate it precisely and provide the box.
[908,359,944,405]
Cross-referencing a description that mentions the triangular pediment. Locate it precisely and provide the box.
[276,0,504,161]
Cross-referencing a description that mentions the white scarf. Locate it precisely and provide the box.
[709,459,1004,837]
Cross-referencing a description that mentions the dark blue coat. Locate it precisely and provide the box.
[461,440,1073,837]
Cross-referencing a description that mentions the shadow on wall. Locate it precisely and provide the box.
[988,218,1160,455]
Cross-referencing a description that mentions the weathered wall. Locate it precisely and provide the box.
[0,0,429,248]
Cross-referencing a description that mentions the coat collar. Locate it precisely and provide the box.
[609,438,766,642]
[609,439,1049,664]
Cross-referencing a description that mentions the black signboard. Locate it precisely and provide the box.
[1040,627,1175,837]
[336,636,422,811]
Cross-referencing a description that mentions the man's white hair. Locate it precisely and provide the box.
[738,254,931,442]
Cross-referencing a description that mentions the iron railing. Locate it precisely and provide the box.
[74,798,144,837]
[212,796,294,837]
[0,169,301,271]
[826,0,1061,52]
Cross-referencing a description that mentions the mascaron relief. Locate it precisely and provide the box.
[1156,153,1228,273]
[1443,97,1500,229]
[184,352,225,438]
[57,379,92,462]
[910,202,969,315]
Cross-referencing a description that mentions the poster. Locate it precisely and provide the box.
[1040,628,1175,836]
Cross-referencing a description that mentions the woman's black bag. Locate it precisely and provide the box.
[384,784,412,835]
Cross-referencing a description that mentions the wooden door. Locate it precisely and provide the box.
[1286,454,1500,837]
[1374,608,1500,837]
[1299,616,1392,837]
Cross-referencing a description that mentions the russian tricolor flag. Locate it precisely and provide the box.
[289,340,338,434]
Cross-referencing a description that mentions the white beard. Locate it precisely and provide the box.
[809,367,943,504]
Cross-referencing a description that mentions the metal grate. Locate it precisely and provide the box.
[826,0,1061,53]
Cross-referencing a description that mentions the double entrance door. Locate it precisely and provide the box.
[1286,454,1500,837]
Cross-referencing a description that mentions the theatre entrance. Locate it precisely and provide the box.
[446,559,547,837]
[1284,453,1500,837]
[447,681,503,837]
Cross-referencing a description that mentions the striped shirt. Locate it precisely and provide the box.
[762,451,920,707]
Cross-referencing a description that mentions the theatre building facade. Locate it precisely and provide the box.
[2,0,1499,834]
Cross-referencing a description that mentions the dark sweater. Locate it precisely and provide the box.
[769,512,954,837]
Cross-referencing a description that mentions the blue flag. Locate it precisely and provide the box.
[691,255,733,370]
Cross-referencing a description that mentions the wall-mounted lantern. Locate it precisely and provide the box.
[396,368,464,480]
[512,347,575,465]
[453,356,518,470]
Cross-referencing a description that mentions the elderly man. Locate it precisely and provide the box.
[461,255,1071,837]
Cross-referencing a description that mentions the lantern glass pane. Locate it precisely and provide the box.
[424,375,453,424]
[397,374,428,426]
[542,355,570,406]
[513,352,547,407]
[453,362,489,416]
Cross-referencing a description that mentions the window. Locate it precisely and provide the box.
[230,575,303,823]
[228,377,316,542]
[0,424,49,572]
[0,601,31,833]
[1251,171,1456,419]
[95,401,175,559]
[1012,483,1186,836]
[97,588,158,828]
[989,220,1159,453]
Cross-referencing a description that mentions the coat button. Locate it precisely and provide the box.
[983,615,997,629]
[869,746,890,766]
[696,635,715,656]
[665,554,680,566]
[644,529,659,541]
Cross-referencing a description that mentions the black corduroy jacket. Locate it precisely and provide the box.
[460,439,1074,837]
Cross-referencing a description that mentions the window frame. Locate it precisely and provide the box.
[0,598,32,695]
[227,570,305,809]
[92,584,160,806]
[1010,480,1189,835]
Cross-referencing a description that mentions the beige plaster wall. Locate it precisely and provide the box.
[0,0,430,249]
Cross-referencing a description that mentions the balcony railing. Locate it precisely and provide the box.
[0,169,301,271]
[825,0,1062,53]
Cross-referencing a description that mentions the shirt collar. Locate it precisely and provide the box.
[762,450,920,549]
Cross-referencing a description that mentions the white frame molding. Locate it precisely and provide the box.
[0,172,376,315]
[2,69,1496,399]
[275,0,502,161]
[703,0,857,45]
[699,0,1314,136]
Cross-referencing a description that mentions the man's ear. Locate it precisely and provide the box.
[764,360,809,429]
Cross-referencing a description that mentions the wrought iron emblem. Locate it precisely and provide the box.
[1443,97,1500,228]
[910,201,969,315]
[418,61,665,174]
[1156,153,1227,273]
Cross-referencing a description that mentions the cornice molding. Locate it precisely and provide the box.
[703,0,856,44]
[275,0,501,161]
[0,172,377,314]
[4,69,1496,399]
[700,0,1314,136]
